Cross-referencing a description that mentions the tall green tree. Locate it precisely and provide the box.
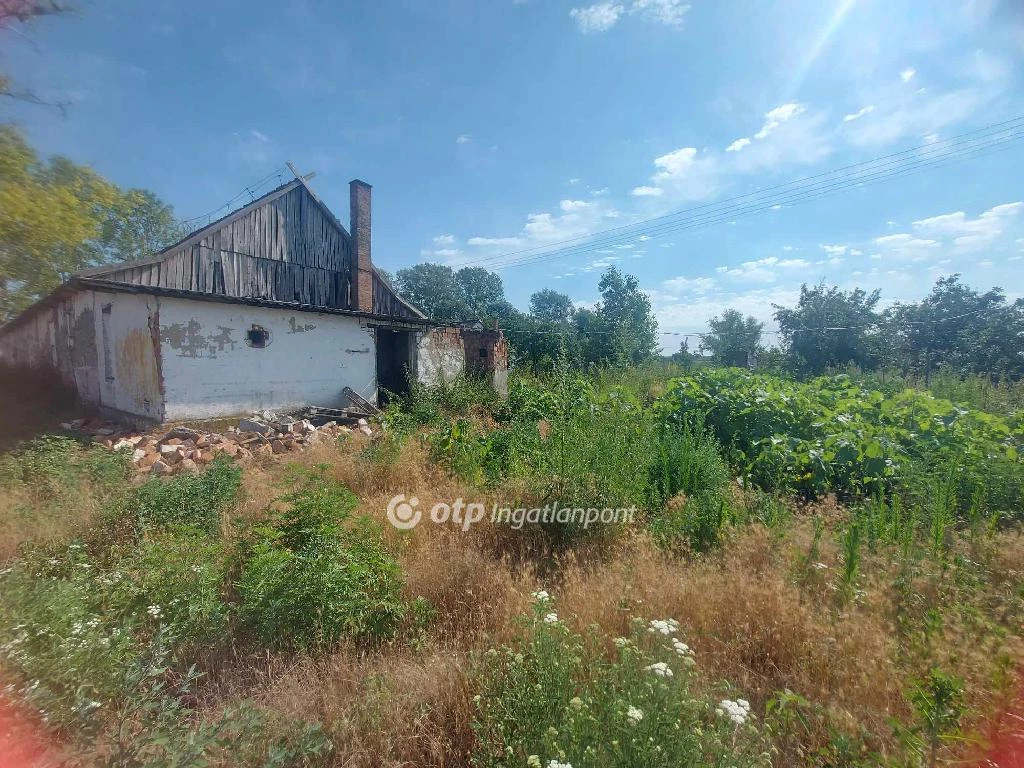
[774,283,881,375]
[0,127,183,320]
[577,266,659,365]
[700,309,763,367]
[529,288,574,324]
[455,266,505,320]
[393,263,464,320]
[885,275,1024,380]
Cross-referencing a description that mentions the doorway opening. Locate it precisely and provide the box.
[375,329,413,406]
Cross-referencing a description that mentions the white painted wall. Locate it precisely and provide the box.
[93,290,163,421]
[157,297,377,420]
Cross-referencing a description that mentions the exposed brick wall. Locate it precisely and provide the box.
[462,328,508,376]
[349,180,374,313]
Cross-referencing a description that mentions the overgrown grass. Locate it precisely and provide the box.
[1,365,1022,767]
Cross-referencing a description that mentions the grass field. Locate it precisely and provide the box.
[0,365,1022,767]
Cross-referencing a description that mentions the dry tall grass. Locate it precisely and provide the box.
[3,425,1021,766]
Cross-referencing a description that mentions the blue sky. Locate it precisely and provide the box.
[3,0,1024,347]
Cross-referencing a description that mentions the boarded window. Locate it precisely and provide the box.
[101,304,114,381]
[479,347,488,358]
[246,325,270,348]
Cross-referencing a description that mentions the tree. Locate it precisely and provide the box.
[885,275,1024,381]
[0,127,184,321]
[774,283,881,375]
[529,288,574,324]
[700,309,763,367]
[455,266,505,320]
[577,266,659,365]
[393,263,464,320]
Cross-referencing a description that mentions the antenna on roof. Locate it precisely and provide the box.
[286,161,317,183]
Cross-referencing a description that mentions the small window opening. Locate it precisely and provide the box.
[246,325,270,348]
[479,347,488,358]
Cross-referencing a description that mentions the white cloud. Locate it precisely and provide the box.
[560,199,593,211]
[569,0,689,32]
[663,275,716,294]
[844,88,983,147]
[630,0,690,26]
[250,129,269,142]
[842,105,875,122]
[433,234,455,245]
[569,2,624,32]
[631,185,664,197]
[873,233,941,261]
[754,103,804,140]
[900,67,917,83]
[725,137,751,152]
[456,134,471,144]
[911,201,1024,249]
[819,244,848,256]
[467,236,526,247]
[590,187,609,196]
[715,255,809,282]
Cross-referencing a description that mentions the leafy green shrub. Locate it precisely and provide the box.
[648,492,732,554]
[654,369,1023,507]
[236,479,406,649]
[132,455,241,533]
[393,373,498,428]
[471,594,770,767]
[107,530,229,648]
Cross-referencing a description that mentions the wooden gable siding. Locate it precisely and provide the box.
[96,186,353,309]
[372,271,420,319]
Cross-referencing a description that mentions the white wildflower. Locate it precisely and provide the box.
[645,662,673,678]
[568,696,584,711]
[717,697,752,725]
[547,761,573,768]
[527,757,542,768]
[812,562,829,570]
[146,605,162,618]
[531,589,551,602]
[542,612,559,625]
[647,618,678,636]
[613,637,630,648]
[626,705,644,724]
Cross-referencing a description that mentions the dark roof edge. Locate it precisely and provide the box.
[78,279,433,325]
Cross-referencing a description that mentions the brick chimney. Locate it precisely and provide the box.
[349,179,373,313]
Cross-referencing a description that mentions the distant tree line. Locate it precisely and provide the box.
[391,262,659,369]
[690,277,1024,381]
[393,260,1023,381]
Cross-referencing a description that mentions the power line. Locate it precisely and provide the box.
[180,165,288,229]
[472,130,1024,271]
[453,118,1024,272]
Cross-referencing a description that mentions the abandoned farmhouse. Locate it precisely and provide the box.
[0,175,507,424]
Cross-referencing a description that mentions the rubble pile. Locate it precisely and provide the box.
[59,411,375,477]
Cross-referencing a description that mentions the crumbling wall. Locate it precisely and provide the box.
[0,290,101,406]
[157,296,377,421]
[461,327,509,397]
[94,290,163,422]
[417,327,465,385]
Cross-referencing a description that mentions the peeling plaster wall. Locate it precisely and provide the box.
[157,297,377,420]
[0,289,161,418]
[94,291,163,421]
[417,327,465,385]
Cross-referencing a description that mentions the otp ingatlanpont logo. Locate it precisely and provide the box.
[385,494,421,530]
